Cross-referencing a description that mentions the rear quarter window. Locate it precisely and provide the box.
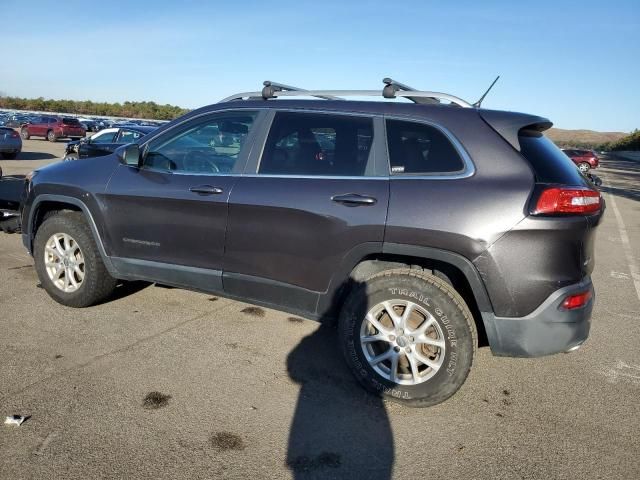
[386,119,465,175]
[519,130,587,185]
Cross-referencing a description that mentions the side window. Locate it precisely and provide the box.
[386,120,464,175]
[117,129,143,144]
[91,130,117,144]
[143,112,256,174]
[259,112,373,176]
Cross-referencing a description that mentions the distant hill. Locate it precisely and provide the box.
[546,128,627,148]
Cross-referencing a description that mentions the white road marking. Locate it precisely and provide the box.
[610,271,630,279]
[606,191,640,303]
[600,360,640,385]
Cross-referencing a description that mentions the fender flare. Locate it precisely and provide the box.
[319,242,499,347]
[27,194,117,276]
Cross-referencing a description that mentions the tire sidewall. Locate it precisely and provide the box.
[340,273,475,406]
[34,214,101,307]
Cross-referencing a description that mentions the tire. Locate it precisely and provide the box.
[33,211,117,307]
[20,128,30,140]
[47,130,57,142]
[578,162,590,173]
[339,268,477,407]
[63,153,79,161]
[1,152,18,160]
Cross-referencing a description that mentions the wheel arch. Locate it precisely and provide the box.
[320,242,497,348]
[28,195,116,275]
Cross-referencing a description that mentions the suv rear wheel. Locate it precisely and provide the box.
[47,130,57,142]
[339,268,476,407]
[33,212,117,307]
[578,162,590,173]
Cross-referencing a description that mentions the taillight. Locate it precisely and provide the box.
[560,290,592,310]
[533,187,602,215]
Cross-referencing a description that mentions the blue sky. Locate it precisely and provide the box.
[3,0,639,131]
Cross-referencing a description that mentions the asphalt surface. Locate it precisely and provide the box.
[0,140,639,479]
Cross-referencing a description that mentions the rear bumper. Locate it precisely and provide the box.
[482,277,594,357]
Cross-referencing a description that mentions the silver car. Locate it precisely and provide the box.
[0,127,22,159]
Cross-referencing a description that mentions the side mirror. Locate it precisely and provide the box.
[118,144,141,167]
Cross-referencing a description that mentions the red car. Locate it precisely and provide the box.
[20,115,86,142]
[562,149,599,173]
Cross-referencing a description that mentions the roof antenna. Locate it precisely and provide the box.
[473,75,500,108]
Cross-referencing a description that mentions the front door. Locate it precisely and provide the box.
[79,128,118,158]
[224,111,389,314]
[102,110,262,276]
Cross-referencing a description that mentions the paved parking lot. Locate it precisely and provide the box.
[1,139,639,479]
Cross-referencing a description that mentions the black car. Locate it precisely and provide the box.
[63,126,156,160]
[13,80,603,407]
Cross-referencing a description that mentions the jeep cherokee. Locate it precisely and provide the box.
[17,81,603,406]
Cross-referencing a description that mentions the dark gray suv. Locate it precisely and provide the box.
[17,81,603,406]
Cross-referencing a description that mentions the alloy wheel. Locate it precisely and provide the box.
[360,300,446,385]
[44,233,85,293]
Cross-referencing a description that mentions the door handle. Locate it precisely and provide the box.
[331,193,377,206]
[189,185,223,195]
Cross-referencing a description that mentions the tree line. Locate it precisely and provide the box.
[0,96,189,120]
[599,130,640,151]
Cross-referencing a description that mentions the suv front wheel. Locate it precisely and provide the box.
[339,268,476,407]
[33,212,117,307]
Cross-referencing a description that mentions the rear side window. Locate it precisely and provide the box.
[259,112,373,176]
[63,117,80,125]
[519,130,587,185]
[386,120,464,175]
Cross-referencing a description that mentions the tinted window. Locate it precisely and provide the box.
[386,120,464,174]
[144,112,256,174]
[519,131,587,185]
[259,112,373,176]
[91,130,117,144]
[63,117,80,125]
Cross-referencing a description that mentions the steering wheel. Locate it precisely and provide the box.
[183,150,220,174]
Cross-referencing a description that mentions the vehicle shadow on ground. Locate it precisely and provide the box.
[16,152,58,161]
[599,154,640,202]
[285,280,394,479]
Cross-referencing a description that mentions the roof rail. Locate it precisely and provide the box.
[261,81,344,101]
[219,79,472,108]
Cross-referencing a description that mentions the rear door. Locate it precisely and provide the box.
[102,110,263,276]
[224,110,389,313]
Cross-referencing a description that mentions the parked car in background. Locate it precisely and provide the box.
[4,114,34,128]
[63,125,156,160]
[562,149,599,173]
[0,127,22,159]
[77,118,102,133]
[20,116,86,142]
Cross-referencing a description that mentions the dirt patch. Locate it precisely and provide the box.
[209,297,218,302]
[241,307,265,317]
[143,391,171,410]
[210,431,245,451]
[54,354,63,359]
[287,316,304,323]
[289,452,342,472]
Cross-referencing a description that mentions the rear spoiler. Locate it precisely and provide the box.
[479,109,553,152]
